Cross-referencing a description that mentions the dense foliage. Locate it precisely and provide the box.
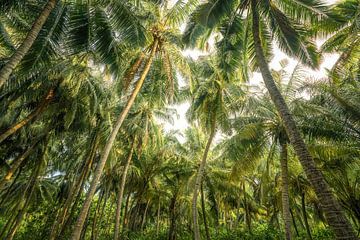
[0,0,359,240]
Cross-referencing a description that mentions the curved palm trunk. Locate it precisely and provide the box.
[192,120,216,240]
[0,0,57,88]
[70,39,159,240]
[201,183,211,240]
[0,88,54,144]
[280,143,292,240]
[250,1,357,239]
[114,141,135,240]
[301,193,313,240]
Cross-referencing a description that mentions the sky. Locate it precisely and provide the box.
[162,0,340,138]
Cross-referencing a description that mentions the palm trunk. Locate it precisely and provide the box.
[192,119,216,240]
[168,191,178,240]
[114,141,135,240]
[70,39,159,240]
[201,183,211,240]
[250,1,357,239]
[302,193,313,240]
[123,53,145,92]
[280,142,292,240]
[0,88,54,144]
[0,0,57,88]
[141,200,150,231]
[6,139,47,240]
[290,208,299,237]
[91,192,104,240]
[49,132,99,240]
[156,200,161,236]
[243,183,252,234]
[0,138,40,189]
[122,193,131,233]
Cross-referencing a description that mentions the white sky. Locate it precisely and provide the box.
[162,0,340,138]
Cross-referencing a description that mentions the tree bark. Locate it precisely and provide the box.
[6,138,47,240]
[141,200,150,231]
[168,191,178,240]
[290,208,299,237]
[49,132,99,240]
[302,193,313,240]
[250,1,357,239]
[0,87,55,144]
[156,200,161,236]
[201,183,211,240]
[0,0,57,88]
[243,183,252,234]
[114,141,135,240]
[0,138,40,189]
[192,119,216,240]
[280,143,292,240]
[70,38,159,240]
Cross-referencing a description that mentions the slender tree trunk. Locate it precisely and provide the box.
[280,143,292,240]
[201,183,211,240]
[192,119,216,240]
[156,200,161,236]
[49,132,99,240]
[91,192,104,240]
[141,200,150,231]
[122,193,131,233]
[290,208,299,237]
[0,88,54,144]
[0,0,57,88]
[168,191,178,240]
[302,193,313,240]
[114,141,135,240]
[0,138,39,189]
[70,39,158,240]
[243,183,252,234]
[123,53,145,92]
[250,1,357,239]
[6,139,47,240]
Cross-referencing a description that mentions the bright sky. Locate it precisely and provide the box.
[163,0,340,137]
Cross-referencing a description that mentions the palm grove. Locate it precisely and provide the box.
[0,0,359,239]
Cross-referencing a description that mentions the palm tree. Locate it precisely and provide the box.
[186,1,357,238]
[70,1,196,238]
[0,0,57,88]
[187,58,245,240]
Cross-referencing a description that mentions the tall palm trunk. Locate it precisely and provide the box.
[70,39,159,240]
[0,87,55,144]
[141,200,150,231]
[49,132,99,240]
[0,0,57,88]
[280,142,292,240]
[201,183,211,240]
[6,137,48,240]
[250,1,357,239]
[168,191,178,240]
[114,141,135,240]
[243,183,252,234]
[192,119,216,240]
[301,193,313,240]
[0,138,40,189]
[156,200,161,236]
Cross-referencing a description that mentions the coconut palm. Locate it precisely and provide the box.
[185,1,357,238]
